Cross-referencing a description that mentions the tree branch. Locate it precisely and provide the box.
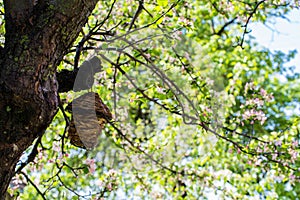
[15,136,42,175]
[20,171,46,200]
[236,0,266,48]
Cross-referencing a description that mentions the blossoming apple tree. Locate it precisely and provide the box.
[1,0,300,199]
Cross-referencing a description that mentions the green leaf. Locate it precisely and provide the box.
[157,0,168,7]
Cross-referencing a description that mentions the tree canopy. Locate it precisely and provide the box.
[1,0,300,199]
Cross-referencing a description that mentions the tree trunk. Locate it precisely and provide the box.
[0,0,98,197]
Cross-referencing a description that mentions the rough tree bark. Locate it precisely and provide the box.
[0,0,98,197]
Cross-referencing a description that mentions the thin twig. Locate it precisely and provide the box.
[20,171,46,200]
[237,0,266,48]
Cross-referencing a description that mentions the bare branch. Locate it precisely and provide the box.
[15,136,42,175]
[20,171,46,200]
[236,0,266,48]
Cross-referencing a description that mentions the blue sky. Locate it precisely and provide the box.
[249,9,300,73]
[249,9,300,117]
